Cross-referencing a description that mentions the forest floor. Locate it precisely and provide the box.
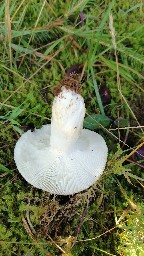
[0,1,144,255]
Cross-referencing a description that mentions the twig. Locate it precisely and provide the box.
[21,213,35,240]
[77,225,117,243]
[71,201,89,248]
[126,158,144,169]
[47,235,66,254]
[21,213,54,256]
[26,209,36,234]
[109,126,144,130]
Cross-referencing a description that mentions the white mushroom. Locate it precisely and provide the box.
[14,87,108,195]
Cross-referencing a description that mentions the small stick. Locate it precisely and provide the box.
[126,158,144,169]
[26,209,36,234]
[71,201,89,248]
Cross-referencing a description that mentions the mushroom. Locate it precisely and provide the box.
[14,87,108,195]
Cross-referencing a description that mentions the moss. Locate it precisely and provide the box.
[118,205,144,256]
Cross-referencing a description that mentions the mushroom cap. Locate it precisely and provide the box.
[14,125,108,195]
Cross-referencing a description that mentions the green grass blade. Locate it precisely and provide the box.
[0,164,13,174]
[90,66,105,115]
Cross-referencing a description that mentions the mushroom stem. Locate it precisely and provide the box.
[50,87,85,152]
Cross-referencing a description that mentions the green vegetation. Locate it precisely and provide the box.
[0,0,144,255]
